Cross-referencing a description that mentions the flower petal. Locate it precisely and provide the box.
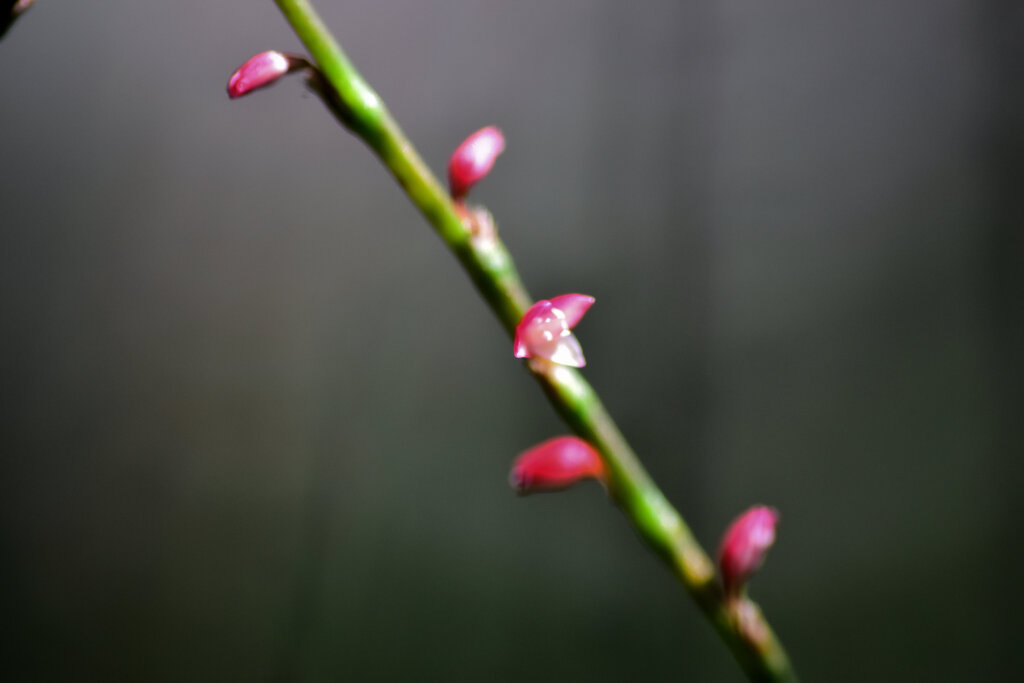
[513,300,553,359]
[544,335,586,367]
[549,293,595,329]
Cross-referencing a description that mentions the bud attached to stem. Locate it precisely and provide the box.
[227,50,311,99]
[448,126,505,200]
[509,436,606,495]
[717,506,779,596]
[513,294,594,367]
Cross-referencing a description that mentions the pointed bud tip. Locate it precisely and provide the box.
[448,126,506,199]
[227,51,308,99]
[718,505,779,595]
[548,294,595,329]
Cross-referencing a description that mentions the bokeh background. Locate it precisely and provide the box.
[2,1,1022,681]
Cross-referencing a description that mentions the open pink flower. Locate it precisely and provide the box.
[227,51,310,99]
[513,294,594,367]
[509,436,606,495]
[448,126,505,200]
[717,506,779,595]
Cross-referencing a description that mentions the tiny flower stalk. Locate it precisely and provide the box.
[227,50,312,99]
[510,436,606,495]
[448,126,506,200]
[514,294,595,367]
[718,506,780,597]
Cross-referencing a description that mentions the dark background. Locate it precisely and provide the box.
[2,2,1021,681]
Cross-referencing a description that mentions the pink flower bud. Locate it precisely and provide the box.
[509,436,606,494]
[227,51,310,99]
[717,506,779,595]
[447,126,505,199]
[513,294,594,367]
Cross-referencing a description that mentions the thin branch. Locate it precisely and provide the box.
[270,1,797,680]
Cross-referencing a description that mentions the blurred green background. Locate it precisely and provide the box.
[2,1,1021,681]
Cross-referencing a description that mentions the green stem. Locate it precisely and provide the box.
[272,1,797,680]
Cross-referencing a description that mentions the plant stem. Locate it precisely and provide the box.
[272,1,797,680]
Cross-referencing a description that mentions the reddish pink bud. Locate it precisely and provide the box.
[548,293,595,328]
[509,436,606,494]
[717,506,779,595]
[513,294,594,367]
[447,126,505,199]
[227,51,310,99]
